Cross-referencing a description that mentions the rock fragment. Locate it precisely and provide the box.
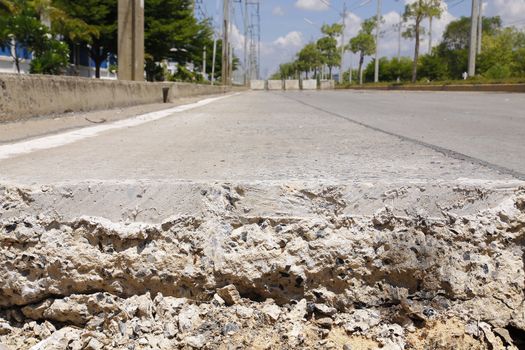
[217,285,242,306]
[262,303,281,323]
[185,334,206,349]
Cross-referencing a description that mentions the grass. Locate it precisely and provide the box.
[336,76,525,89]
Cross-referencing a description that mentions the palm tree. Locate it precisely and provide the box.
[403,0,443,82]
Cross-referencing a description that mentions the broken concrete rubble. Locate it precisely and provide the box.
[0,182,524,349]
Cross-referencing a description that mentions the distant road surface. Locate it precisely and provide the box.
[284,90,525,178]
[0,90,524,185]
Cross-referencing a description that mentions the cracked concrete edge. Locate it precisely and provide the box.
[1,179,524,223]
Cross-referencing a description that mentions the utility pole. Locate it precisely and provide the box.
[243,0,249,85]
[428,16,433,54]
[348,54,352,84]
[339,1,346,84]
[477,0,483,54]
[468,0,480,77]
[249,12,257,80]
[211,33,217,85]
[222,0,230,85]
[118,0,144,81]
[203,46,207,80]
[256,1,260,79]
[374,0,382,83]
[229,2,234,83]
[229,45,233,84]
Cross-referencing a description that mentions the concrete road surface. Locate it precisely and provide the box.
[0,90,524,186]
[283,90,525,177]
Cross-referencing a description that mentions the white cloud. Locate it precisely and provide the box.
[294,0,330,12]
[227,25,305,78]
[229,24,245,52]
[259,31,305,77]
[343,11,362,41]
[273,31,304,47]
[486,0,525,25]
[272,6,285,16]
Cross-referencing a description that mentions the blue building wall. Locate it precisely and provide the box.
[0,44,32,60]
[1,42,113,70]
[70,45,112,69]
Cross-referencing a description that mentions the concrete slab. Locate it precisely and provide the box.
[250,80,265,90]
[0,92,517,185]
[320,80,335,90]
[302,80,317,90]
[284,80,300,90]
[267,80,283,90]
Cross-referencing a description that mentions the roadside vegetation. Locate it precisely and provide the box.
[0,0,231,81]
[271,1,525,86]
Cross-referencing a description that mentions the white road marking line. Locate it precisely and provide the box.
[0,93,238,161]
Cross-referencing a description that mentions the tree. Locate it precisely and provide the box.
[477,27,525,79]
[433,16,509,79]
[349,18,376,84]
[53,0,117,78]
[0,0,68,74]
[0,2,39,73]
[207,39,238,82]
[279,61,299,80]
[29,36,69,74]
[389,57,414,82]
[144,0,207,81]
[363,56,413,83]
[403,0,443,82]
[0,0,14,15]
[317,23,343,79]
[296,43,322,79]
[441,16,501,51]
[418,53,448,81]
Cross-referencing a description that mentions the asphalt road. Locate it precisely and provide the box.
[0,90,523,186]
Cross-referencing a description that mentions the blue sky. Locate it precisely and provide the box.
[197,0,525,78]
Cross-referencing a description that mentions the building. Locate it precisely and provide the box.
[0,44,32,74]
[0,42,116,79]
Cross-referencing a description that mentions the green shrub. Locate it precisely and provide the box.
[484,64,512,79]
[29,40,69,75]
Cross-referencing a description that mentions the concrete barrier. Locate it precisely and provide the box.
[320,80,335,90]
[284,80,300,90]
[267,80,283,90]
[0,74,232,122]
[302,80,317,90]
[250,80,265,90]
